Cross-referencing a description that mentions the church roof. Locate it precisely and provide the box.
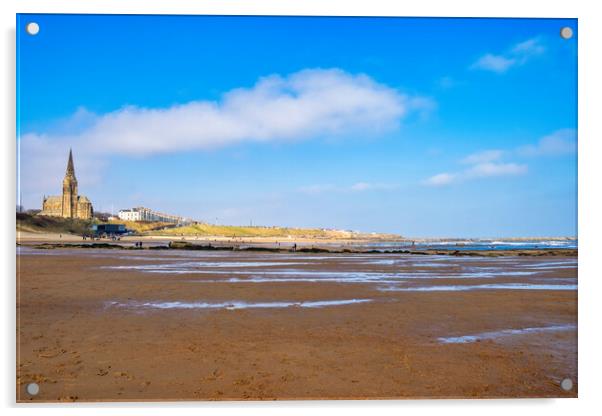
[44,196,61,203]
[78,196,91,203]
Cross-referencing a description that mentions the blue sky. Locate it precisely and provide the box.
[17,14,577,237]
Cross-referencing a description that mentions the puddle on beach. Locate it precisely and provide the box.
[438,323,577,344]
[108,298,373,310]
[379,283,577,292]
[22,246,577,293]
[102,263,549,277]
[105,261,311,269]
[95,253,577,295]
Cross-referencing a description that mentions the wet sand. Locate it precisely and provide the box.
[16,246,577,401]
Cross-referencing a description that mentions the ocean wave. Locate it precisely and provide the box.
[378,283,577,292]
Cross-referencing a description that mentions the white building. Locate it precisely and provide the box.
[117,209,142,222]
[118,207,185,224]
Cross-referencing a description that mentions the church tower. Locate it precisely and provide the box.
[61,149,79,218]
[39,149,93,219]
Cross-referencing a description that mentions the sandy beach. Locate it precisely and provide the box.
[16,244,577,401]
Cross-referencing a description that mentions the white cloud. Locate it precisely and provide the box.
[19,68,430,205]
[350,182,372,191]
[518,128,577,156]
[466,162,528,177]
[512,38,546,56]
[424,173,456,187]
[461,149,504,165]
[298,184,337,195]
[423,128,575,188]
[424,161,527,187]
[405,96,438,120]
[350,182,398,192]
[471,54,516,74]
[27,68,417,157]
[425,150,527,187]
[471,37,545,73]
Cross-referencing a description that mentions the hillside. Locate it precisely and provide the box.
[146,223,361,239]
[106,219,175,233]
[17,213,95,236]
[17,213,401,240]
[17,213,177,235]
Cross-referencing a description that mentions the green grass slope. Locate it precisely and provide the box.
[17,213,401,240]
[17,213,95,235]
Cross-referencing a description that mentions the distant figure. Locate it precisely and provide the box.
[292,243,297,252]
[59,234,62,239]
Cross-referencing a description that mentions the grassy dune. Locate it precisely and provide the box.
[106,219,174,233]
[17,213,400,240]
[145,223,368,239]
[17,213,94,235]
[17,213,171,236]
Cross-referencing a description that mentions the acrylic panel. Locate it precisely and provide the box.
[16,14,578,402]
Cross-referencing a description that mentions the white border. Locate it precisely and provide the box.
[2,1,601,415]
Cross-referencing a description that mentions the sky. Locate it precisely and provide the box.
[16,14,578,238]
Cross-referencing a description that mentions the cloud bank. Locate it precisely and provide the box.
[425,147,528,187]
[19,68,432,201]
[461,149,505,165]
[471,38,546,73]
[518,128,577,156]
[424,162,527,187]
[423,128,577,187]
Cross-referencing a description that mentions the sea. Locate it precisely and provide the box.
[357,239,578,251]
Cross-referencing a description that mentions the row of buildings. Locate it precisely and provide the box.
[39,150,186,224]
[117,207,185,224]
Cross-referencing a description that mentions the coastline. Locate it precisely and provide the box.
[16,238,578,258]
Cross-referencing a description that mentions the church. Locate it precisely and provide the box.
[39,149,94,220]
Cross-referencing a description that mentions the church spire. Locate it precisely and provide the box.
[66,148,75,176]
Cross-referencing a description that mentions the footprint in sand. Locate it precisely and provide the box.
[57,395,78,402]
[113,371,134,380]
[37,348,66,359]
